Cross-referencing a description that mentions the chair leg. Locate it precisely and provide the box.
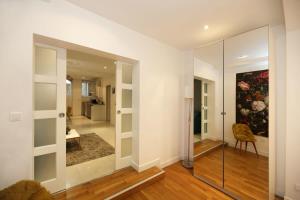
[240,141,242,152]
[252,142,259,157]
[235,140,238,150]
[245,142,248,152]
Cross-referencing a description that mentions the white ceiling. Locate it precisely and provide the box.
[67,50,115,80]
[195,26,269,69]
[67,0,284,49]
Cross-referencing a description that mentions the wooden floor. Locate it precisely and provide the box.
[123,162,232,200]
[194,146,269,200]
[54,166,163,200]
[194,139,223,156]
[52,158,276,200]
[53,162,232,200]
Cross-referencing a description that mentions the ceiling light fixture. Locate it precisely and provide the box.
[104,66,107,69]
[204,25,209,30]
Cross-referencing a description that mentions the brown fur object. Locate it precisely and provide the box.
[0,180,53,200]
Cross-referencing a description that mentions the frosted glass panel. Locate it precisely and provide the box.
[122,89,132,108]
[121,114,132,133]
[34,118,56,147]
[121,138,132,157]
[204,123,208,133]
[35,46,57,76]
[122,64,133,84]
[35,83,56,110]
[34,153,56,182]
[204,83,208,93]
[204,96,208,106]
[204,110,208,120]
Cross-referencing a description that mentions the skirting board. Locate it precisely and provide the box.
[284,196,294,200]
[227,141,269,157]
[160,156,181,168]
[131,158,160,172]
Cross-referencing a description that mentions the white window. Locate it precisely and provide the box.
[82,81,89,96]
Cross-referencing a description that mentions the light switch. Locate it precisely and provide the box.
[10,112,22,122]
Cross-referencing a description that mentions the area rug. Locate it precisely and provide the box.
[66,133,115,166]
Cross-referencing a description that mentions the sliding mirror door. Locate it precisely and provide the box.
[193,41,225,188]
[223,26,269,199]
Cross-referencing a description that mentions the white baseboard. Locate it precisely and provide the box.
[284,196,294,200]
[130,160,139,171]
[130,158,160,172]
[227,141,269,157]
[160,156,181,168]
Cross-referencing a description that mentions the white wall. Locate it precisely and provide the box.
[0,0,184,189]
[101,76,116,125]
[268,25,286,197]
[72,79,82,116]
[282,0,300,199]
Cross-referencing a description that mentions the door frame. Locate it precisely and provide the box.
[33,34,140,191]
[106,85,111,121]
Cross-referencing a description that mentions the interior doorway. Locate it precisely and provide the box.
[193,77,222,157]
[32,35,137,193]
[65,49,117,188]
[194,79,202,143]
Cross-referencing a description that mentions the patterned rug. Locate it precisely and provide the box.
[66,133,115,166]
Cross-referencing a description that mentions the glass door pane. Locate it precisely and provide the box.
[193,41,224,188]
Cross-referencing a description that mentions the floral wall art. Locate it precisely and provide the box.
[236,70,269,137]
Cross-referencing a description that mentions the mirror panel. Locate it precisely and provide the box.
[223,26,269,199]
[193,41,224,188]
[192,26,269,199]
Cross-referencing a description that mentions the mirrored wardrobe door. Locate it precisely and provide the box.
[193,41,225,188]
[223,26,269,199]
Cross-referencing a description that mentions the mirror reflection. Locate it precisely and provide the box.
[193,26,269,200]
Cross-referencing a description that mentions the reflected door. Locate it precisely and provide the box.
[115,61,133,169]
[201,81,209,139]
[33,44,66,193]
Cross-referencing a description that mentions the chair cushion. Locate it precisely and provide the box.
[232,123,256,142]
[0,180,53,200]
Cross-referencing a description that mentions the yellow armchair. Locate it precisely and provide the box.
[232,123,258,157]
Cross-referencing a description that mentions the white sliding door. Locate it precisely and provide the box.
[33,44,66,193]
[115,61,133,170]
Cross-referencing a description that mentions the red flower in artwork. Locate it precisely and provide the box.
[258,71,268,79]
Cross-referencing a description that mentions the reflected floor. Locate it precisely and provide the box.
[194,139,223,157]
[194,146,269,200]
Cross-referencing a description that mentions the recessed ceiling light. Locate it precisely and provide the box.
[204,25,209,30]
[237,55,248,59]
[104,66,107,69]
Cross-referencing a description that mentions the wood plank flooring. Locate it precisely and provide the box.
[53,147,271,200]
[194,146,269,200]
[54,166,163,200]
[123,162,232,200]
